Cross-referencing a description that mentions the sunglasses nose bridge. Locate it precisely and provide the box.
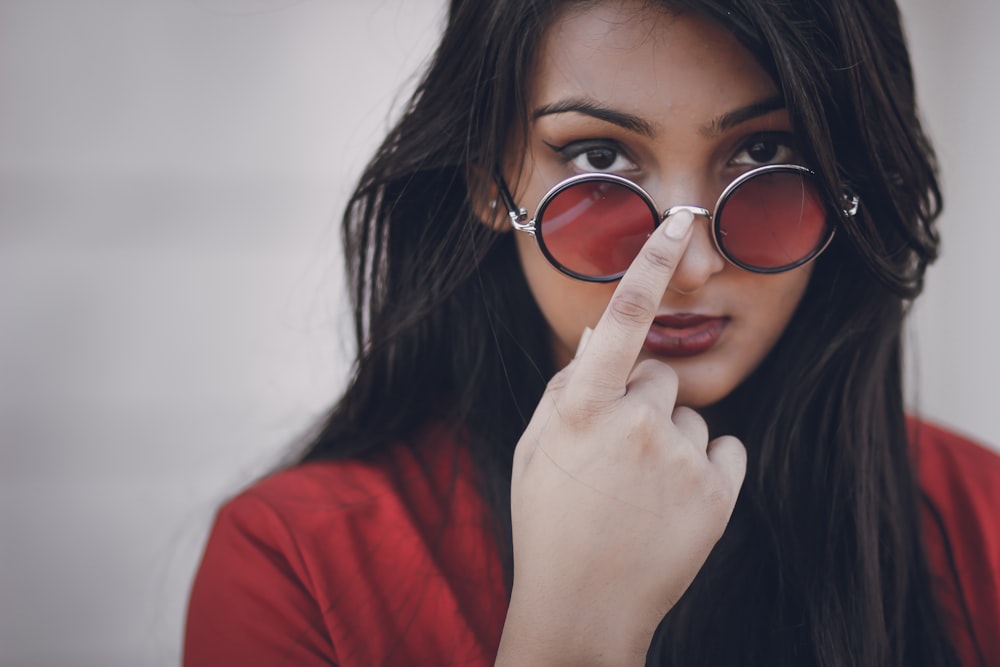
[661,205,712,223]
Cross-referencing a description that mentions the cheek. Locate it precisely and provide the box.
[514,232,613,366]
[763,269,811,325]
[738,268,813,350]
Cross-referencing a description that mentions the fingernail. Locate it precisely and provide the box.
[664,210,694,240]
[574,326,594,358]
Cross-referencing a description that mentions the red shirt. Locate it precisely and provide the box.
[913,420,1000,666]
[184,421,1000,666]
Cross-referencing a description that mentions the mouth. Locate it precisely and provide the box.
[643,313,729,358]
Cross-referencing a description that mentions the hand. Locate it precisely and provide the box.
[496,211,747,666]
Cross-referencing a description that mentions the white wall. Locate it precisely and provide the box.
[901,0,1000,446]
[1,2,444,665]
[0,1,996,665]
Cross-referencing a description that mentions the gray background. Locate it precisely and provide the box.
[1,1,997,665]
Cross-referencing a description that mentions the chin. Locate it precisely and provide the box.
[675,390,722,410]
[673,367,741,409]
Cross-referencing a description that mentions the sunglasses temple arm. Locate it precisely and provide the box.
[492,171,533,233]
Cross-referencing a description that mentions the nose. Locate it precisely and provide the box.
[657,200,726,295]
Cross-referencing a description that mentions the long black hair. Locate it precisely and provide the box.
[297,0,979,664]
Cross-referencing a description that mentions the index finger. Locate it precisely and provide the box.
[569,209,696,397]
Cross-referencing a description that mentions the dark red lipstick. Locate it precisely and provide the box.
[644,313,729,357]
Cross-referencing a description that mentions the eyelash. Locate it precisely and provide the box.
[544,139,638,174]
[729,131,799,167]
[544,131,801,176]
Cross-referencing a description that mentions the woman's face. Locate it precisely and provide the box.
[504,1,814,408]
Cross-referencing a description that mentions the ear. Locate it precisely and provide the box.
[466,163,511,232]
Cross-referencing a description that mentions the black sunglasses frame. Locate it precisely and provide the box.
[494,164,858,283]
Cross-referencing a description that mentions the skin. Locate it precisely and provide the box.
[494,2,822,664]
[505,1,813,408]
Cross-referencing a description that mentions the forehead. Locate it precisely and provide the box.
[530,1,779,124]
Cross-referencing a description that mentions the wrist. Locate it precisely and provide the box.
[495,585,654,667]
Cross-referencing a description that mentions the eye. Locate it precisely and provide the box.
[730,132,798,167]
[547,140,638,174]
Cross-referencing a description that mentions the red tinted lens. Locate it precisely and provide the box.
[536,178,656,279]
[716,169,829,270]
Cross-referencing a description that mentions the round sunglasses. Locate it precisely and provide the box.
[495,164,859,282]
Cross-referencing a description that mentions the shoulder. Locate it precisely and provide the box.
[910,417,1000,504]
[220,424,487,551]
[909,416,1000,561]
[909,417,1000,667]
[198,421,491,592]
[184,425,506,667]
[202,430,479,572]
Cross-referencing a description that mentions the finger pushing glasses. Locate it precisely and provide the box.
[494,164,859,282]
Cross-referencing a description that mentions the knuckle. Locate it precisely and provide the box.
[632,358,676,386]
[620,410,667,461]
[671,405,698,422]
[607,288,655,327]
[658,361,680,385]
[669,446,698,474]
[672,404,706,439]
[642,242,680,274]
[557,391,621,430]
[628,401,661,435]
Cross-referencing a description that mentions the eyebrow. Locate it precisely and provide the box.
[699,95,786,136]
[532,99,655,136]
[531,95,786,138]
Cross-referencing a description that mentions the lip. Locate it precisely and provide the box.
[644,313,729,357]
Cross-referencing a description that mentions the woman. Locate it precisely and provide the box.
[184,0,1000,665]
